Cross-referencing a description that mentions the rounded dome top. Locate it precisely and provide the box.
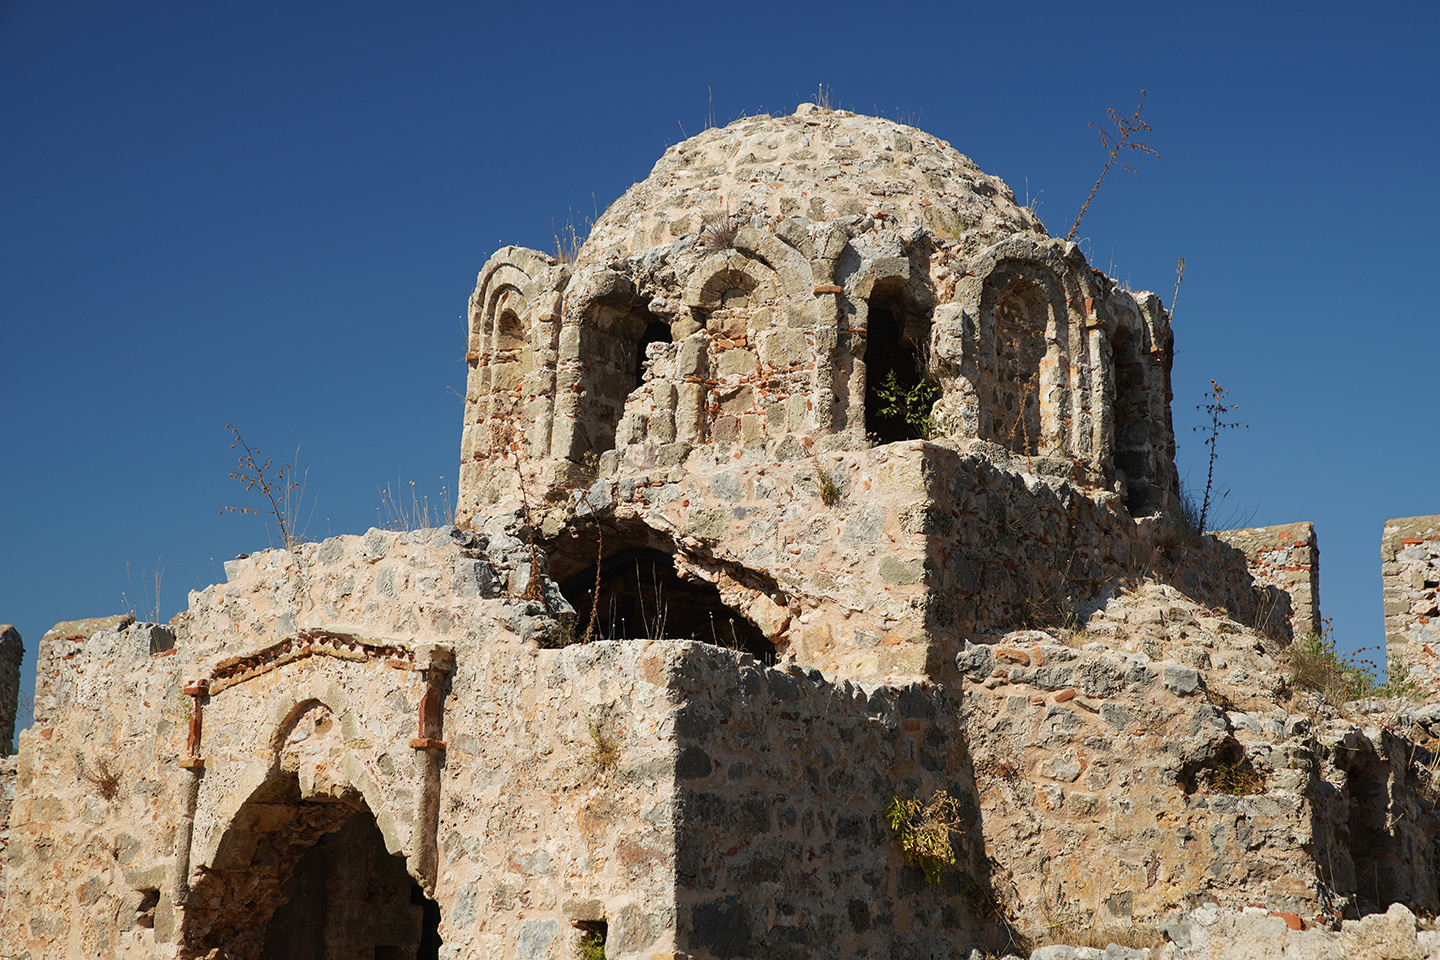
[580,105,1046,264]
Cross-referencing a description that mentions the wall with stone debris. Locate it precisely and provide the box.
[1382,515,1440,693]
[1217,522,1322,639]
[957,580,1440,937]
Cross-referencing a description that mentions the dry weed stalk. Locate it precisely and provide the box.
[1194,380,1246,533]
[1171,256,1186,318]
[123,557,164,623]
[377,473,453,531]
[221,425,311,550]
[1067,90,1159,242]
[553,218,585,264]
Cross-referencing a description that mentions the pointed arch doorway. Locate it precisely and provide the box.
[180,775,442,960]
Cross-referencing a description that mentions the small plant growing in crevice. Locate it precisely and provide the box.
[538,611,584,649]
[79,754,121,801]
[585,718,622,773]
[1285,623,1381,707]
[221,425,312,550]
[575,921,607,960]
[1209,755,1266,796]
[816,466,842,507]
[699,210,744,251]
[885,790,963,885]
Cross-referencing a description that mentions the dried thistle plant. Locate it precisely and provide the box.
[80,755,121,802]
[1067,90,1159,242]
[220,425,311,550]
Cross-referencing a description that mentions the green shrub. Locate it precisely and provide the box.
[885,790,963,885]
[1285,625,1419,706]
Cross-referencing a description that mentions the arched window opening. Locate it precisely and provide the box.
[577,302,668,459]
[557,547,774,664]
[991,281,1046,455]
[1111,322,1157,514]
[863,284,936,445]
[183,778,442,960]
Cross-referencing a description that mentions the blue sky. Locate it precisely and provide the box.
[3,1,1437,705]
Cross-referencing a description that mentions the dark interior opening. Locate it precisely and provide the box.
[1343,758,1407,915]
[253,803,442,960]
[1111,321,1157,514]
[575,919,608,958]
[863,286,935,445]
[634,319,673,387]
[558,546,774,664]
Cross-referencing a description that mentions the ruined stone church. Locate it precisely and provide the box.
[3,106,1440,960]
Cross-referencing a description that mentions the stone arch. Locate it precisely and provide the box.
[987,271,1052,454]
[1101,288,1178,513]
[192,683,412,880]
[182,680,437,960]
[463,246,564,467]
[179,776,441,960]
[681,251,782,313]
[970,254,1083,458]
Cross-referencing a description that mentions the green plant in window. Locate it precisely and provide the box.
[874,370,942,440]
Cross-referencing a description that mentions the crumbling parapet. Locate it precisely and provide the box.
[0,626,22,756]
[1383,515,1440,687]
[1218,522,1322,639]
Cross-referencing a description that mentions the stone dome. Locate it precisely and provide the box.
[580,104,1047,264]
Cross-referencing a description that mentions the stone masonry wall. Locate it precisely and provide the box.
[1382,515,1440,694]
[669,644,989,959]
[1217,523,1322,639]
[959,581,1440,936]
[1,528,990,959]
[533,440,1282,693]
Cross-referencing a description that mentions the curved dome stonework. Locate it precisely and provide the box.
[580,104,1047,264]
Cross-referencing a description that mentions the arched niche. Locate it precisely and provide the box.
[979,263,1071,457]
[862,279,937,444]
[180,775,442,960]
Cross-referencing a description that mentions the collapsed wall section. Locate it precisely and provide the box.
[1218,522,1323,638]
